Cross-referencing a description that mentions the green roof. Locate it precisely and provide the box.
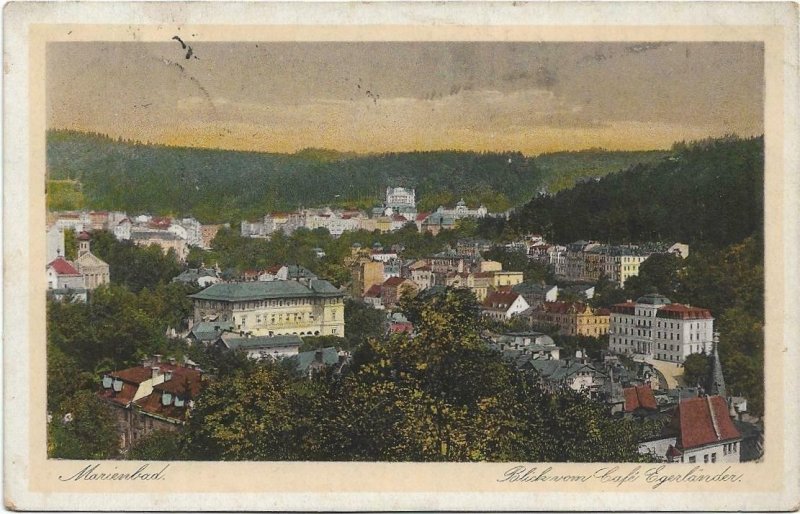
[636,293,672,305]
[190,279,343,302]
[189,321,233,341]
[290,347,340,373]
[219,334,303,350]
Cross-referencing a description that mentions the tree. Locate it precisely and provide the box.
[127,430,184,460]
[682,353,710,388]
[48,391,119,459]
[182,364,324,460]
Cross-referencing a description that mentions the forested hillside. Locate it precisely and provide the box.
[46,130,666,223]
[507,136,764,248]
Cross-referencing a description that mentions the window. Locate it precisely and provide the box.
[703,454,709,463]
[711,453,717,463]
[689,456,696,463]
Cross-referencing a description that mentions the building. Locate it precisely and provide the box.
[639,395,742,464]
[491,271,524,288]
[72,231,110,290]
[189,278,345,337]
[172,268,221,288]
[608,293,714,362]
[290,347,349,378]
[623,385,659,414]
[482,291,530,321]
[363,284,384,309]
[214,334,302,361]
[409,265,434,292]
[434,199,488,220]
[523,357,606,397]
[381,277,419,310]
[187,321,234,344]
[491,331,561,361]
[421,212,456,235]
[46,256,84,291]
[562,284,595,300]
[131,229,189,262]
[113,218,132,241]
[529,301,610,337]
[383,186,417,217]
[351,260,385,297]
[512,282,558,307]
[98,357,204,451]
[456,238,493,257]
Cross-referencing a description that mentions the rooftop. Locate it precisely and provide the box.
[47,257,80,276]
[218,334,304,350]
[190,279,342,302]
[672,395,741,450]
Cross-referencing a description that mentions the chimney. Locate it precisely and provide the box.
[151,366,161,379]
[168,356,177,365]
[164,370,173,381]
[314,349,324,363]
[153,354,162,363]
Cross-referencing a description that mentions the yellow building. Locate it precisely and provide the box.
[190,279,345,337]
[375,217,393,233]
[479,260,502,272]
[491,271,524,288]
[530,301,610,337]
[350,260,385,297]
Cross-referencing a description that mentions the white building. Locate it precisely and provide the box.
[639,396,742,464]
[435,199,488,220]
[113,218,132,241]
[482,291,530,320]
[178,218,202,247]
[608,293,714,363]
[385,187,416,210]
[167,223,189,241]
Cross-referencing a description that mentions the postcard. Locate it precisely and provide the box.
[3,1,799,511]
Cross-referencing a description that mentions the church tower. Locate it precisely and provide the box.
[706,331,727,398]
[77,231,91,257]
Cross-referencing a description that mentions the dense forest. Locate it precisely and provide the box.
[506,136,763,248]
[46,130,666,222]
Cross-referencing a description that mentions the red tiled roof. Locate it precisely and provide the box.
[392,215,408,222]
[666,445,683,458]
[153,368,203,398]
[134,391,192,423]
[483,291,521,309]
[416,212,430,221]
[98,382,139,406]
[657,304,713,320]
[623,385,658,412]
[47,257,80,276]
[595,308,611,316]
[674,396,741,450]
[389,322,413,334]
[383,276,407,287]
[610,301,636,314]
[365,284,382,297]
[110,363,181,384]
[77,231,91,241]
[98,364,197,409]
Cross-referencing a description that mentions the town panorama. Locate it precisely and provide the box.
[45,41,764,463]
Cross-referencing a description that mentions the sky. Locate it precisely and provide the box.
[47,41,764,155]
